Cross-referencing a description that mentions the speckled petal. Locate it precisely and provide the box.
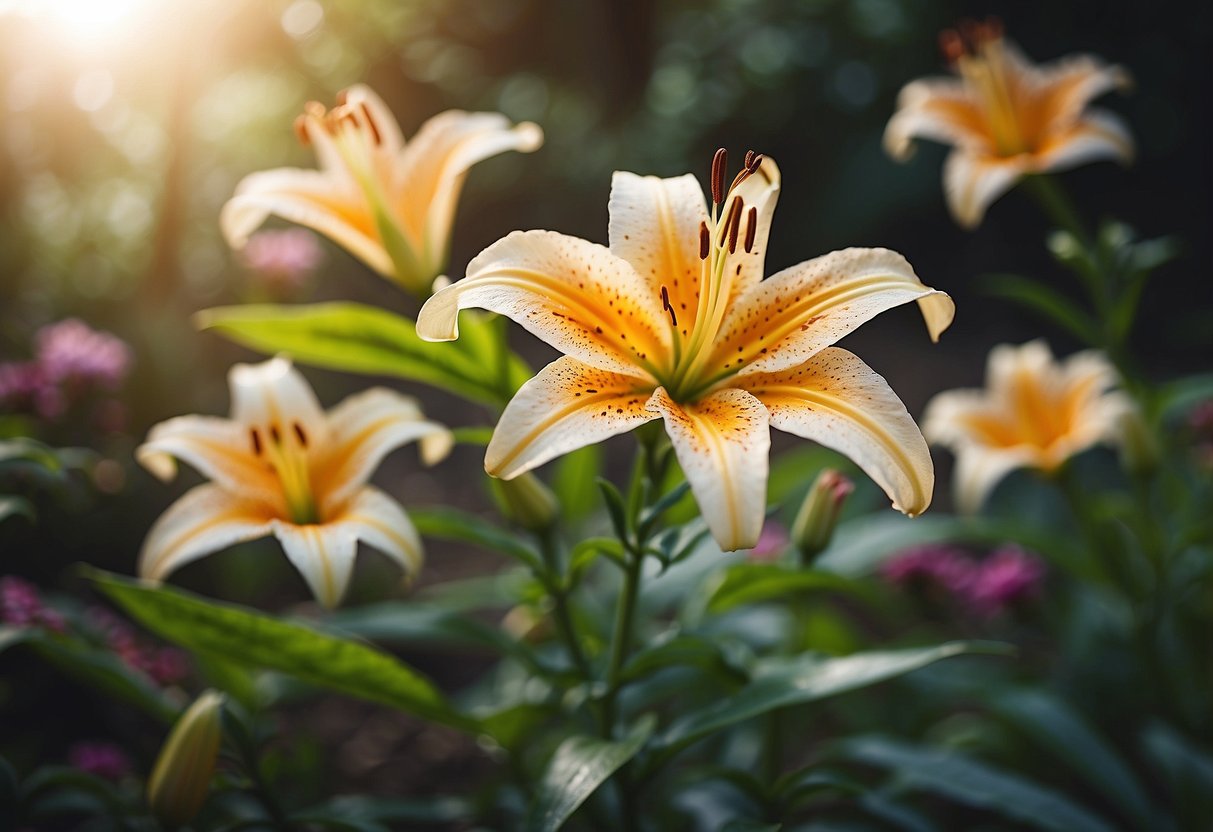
[705,247,953,379]
[737,348,934,517]
[486,356,658,478]
[648,386,770,551]
[417,230,671,377]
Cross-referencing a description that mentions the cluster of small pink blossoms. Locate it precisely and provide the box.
[0,576,66,633]
[67,741,132,782]
[0,319,132,423]
[881,544,1045,617]
[86,606,190,686]
[239,228,325,293]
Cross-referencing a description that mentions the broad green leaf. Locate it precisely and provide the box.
[655,643,1002,757]
[528,716,655,832]
[991,690,1154,828]
[551,445,604,522]
[196,302,529,407]
[620,634,747,684]
[839,737,1115,832]
[409,507,544,573]
[86,569,472,731]
[705,564,865,614]
[980,274,1100,344]
[1,628,178,722]
[416,570,531,611]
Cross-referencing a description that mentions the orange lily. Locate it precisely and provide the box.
[221,85,543,294]
[137,358,452,607]
[884,20,1133,228]
[923,340,1128,512]
[417,151,954,550]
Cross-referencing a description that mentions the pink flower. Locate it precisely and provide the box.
[0,576,65,632]
[35,319,132,392]
[744,521,789,561]
[240,228,325,291]
[881,545,976,595]
[68,742,131,782]
[965,546,1045,616]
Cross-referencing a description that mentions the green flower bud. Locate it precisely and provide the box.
[148,690,225,829]
[791,469,854,564]
[490,472,559,532]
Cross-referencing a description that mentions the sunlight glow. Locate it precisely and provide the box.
[1,0,150,42]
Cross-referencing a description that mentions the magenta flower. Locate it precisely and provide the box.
[68,741,131,782]
[966,546,1045,616]
[0,576,64,632]
[35,319,132,392]
[881,544,976,595]
[240,228,325,291]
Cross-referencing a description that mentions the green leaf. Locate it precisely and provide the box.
[528,716,655,832]
[86,568,473,731]
[196,302,529,407]
[551,445,604,522]
[0,496,34,524]
[980,273,1100,344]
[840,737,1116,832]
[654,643,1003,759]
[991,690,1154,828]
[705,564,865,615]
[620,634,748,684]
[409,507,544,573]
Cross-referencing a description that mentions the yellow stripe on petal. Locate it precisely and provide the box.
[486,356,659,478]
[330,486,424,576]
[702,247,953,385]
[273,521,359,608]
[738,348,934,517]
[417,230,671,377]
[648,386,770,551]
[139,485,275,582]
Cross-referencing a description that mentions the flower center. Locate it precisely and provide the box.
[250,421,318,524]
[941,18,1027,156]
[664,148,763,401]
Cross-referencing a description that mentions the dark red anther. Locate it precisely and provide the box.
[250,428,263,456]
[293,422,309,448]
[744,207,757,253]
[359,102,381,145]
[699,222,710,260]
[710,148,728,205]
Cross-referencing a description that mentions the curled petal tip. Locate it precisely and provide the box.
[514,121,544,152]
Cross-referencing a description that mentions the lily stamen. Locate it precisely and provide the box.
[744,207,757,254]
[710,148,728,205]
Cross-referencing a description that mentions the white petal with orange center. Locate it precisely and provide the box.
[738,348,934,517]
[648,386,771,551]
[706,247,954,381]
[943,150,1029,229]
[884,78,994,159]
[316,388,452,511]
[330,486,424,576]
[220,168,393,277]
[139,484,275,582]
[273,521,359,609]
[417,230,671,377]
[486,356,658,478]
[1036,110,1134,172]
[136,415,282,508]
[394,111,543,263]
[229,357,329,444]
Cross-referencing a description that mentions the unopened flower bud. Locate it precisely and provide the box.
[148,690,225,828]
[1117,406,1159,475]
[490,472,559,532]
[791,469,853,564]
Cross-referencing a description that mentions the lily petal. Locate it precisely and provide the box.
[316,388,452,511]
[738,347,934,516]
[137,415,283,508]
[707,247,954,379]
[1036,109,1134,172]
[943,150,1028,229]
[952,447,1035,514]
[486,356,658,478]
[648,386,770,551]
[272,521,358,609]
[607,171,709,336]
[340,84,405,155]
[725,155,782,301]
[884,78,993,159]
[395,111,543,266]
[417,229,670,376]
[329,486,424,577]
[1033,55,1132,134]
[220,169,394,277]
[139,484,274,582]
[229,357,329,444]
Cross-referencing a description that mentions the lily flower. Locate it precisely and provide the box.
[417,150,954,550]
[884,18,1133,228]
[221,85,543,295]
[923,340,1128,513]
[136,357,452,607]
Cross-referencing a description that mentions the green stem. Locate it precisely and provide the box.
[1025,174,1093,250]
[602,550,643,736]
[538,529,594,682]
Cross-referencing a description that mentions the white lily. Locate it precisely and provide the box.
[137,358,452,607]
[418,150,954,551]
[221,85,543,294]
